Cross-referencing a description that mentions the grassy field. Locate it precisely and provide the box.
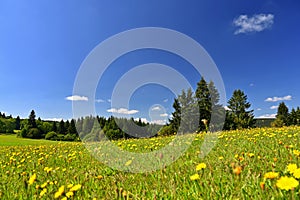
[1,127,300,199]
[0,134,56,146]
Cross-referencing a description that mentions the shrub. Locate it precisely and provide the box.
[27,128,42,139]
[158,125,175,136]
[45,131,57,140]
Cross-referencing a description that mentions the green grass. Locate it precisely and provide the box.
[0,134,56,146]
[1,127,300,199]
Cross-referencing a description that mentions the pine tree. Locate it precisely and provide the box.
[227,89,255,129]
[51,121,57,132]
[276,102,289,126]
[178,88,198,133]
[289,108,297,125]
[15,116,21,130]
[208,81,225,131]
[68,119,77,135]
[195,77,211,131]
[58,120,66,135]
[28,110,37,128]
[169,98,181,133]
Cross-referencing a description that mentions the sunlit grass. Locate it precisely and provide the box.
[1,126,300,199]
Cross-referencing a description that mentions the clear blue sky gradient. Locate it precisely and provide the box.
[0,0,300,122]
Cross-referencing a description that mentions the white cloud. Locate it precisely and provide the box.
[95,99,105,103]
[257,108,262,111]
[163,99,168,102]
[233,14,274,34]
[151,119,167,125]
[250,83,254,87]
[107,108,139,115]
[107,99,111,103]
[224,106,231,111]
[134,118,167,125]
[270,105,279,110]
[265,95,292,102]
[134,118,149,124]
[151,106,161,111]
[160,113,169,117]
[44,118,63,121]
[257,114,276,119]
[65,95,88,101]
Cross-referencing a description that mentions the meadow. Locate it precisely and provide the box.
[1,126,300,199]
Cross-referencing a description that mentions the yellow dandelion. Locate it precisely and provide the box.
[41,182,48,188]
[67,184,74,188]
[264,172,279,179]
[28,173,37,185]
[125,160,132,166]
[66,191,74,198]
[70,184,82,192]
[287,164,298,174]
[61,197,67,200]
[293,168,300,179]
[190,173,200,180]
[218,156,224,160]
[54,185,64,199]
[196,163,207,171]
[96,175,103,180]
[293,150,300,156]
[40,188,47,197]
[248,153,254,158]
[276,176,299,191]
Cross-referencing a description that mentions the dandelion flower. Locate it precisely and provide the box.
[248,153,254,158]
[125,160,132,166]
[196,163,206,171]
[264,172,279,179]
[70,184,82,192]
[276,176,299,191]
[54,185,64,199]
[233,166,242,175]
[40,188,47,197]
[293,168,300,179]
[293,150,300,156]
[190,174,200,180]
[66,191,74,198]
[287,164,298,174]
[28,173,37,185]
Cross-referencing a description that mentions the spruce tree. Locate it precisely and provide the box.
[227,89,255,129]
[15,116,21,130]
[276,102,289,126]
[169,98,181,133]
[28,110,37,128]
[195,77,211,131]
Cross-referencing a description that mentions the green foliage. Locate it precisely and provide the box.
[158,125,174,136]
[26,128,42,139]
[28,110,37,128]
[226,89,255,129]
[276,102,289,126]
[168,78,224,134]
[195,77,211,131]
[271,118,285,127]
[45,131,57,140]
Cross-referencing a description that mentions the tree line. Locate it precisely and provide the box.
[159,77,255,136]
[272,102,300,127]
[3,77,298,141]
[3,110,162,141]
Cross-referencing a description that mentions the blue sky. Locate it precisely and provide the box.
[0,0,300,123]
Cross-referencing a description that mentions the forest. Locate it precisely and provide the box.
[1,78,300,141]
